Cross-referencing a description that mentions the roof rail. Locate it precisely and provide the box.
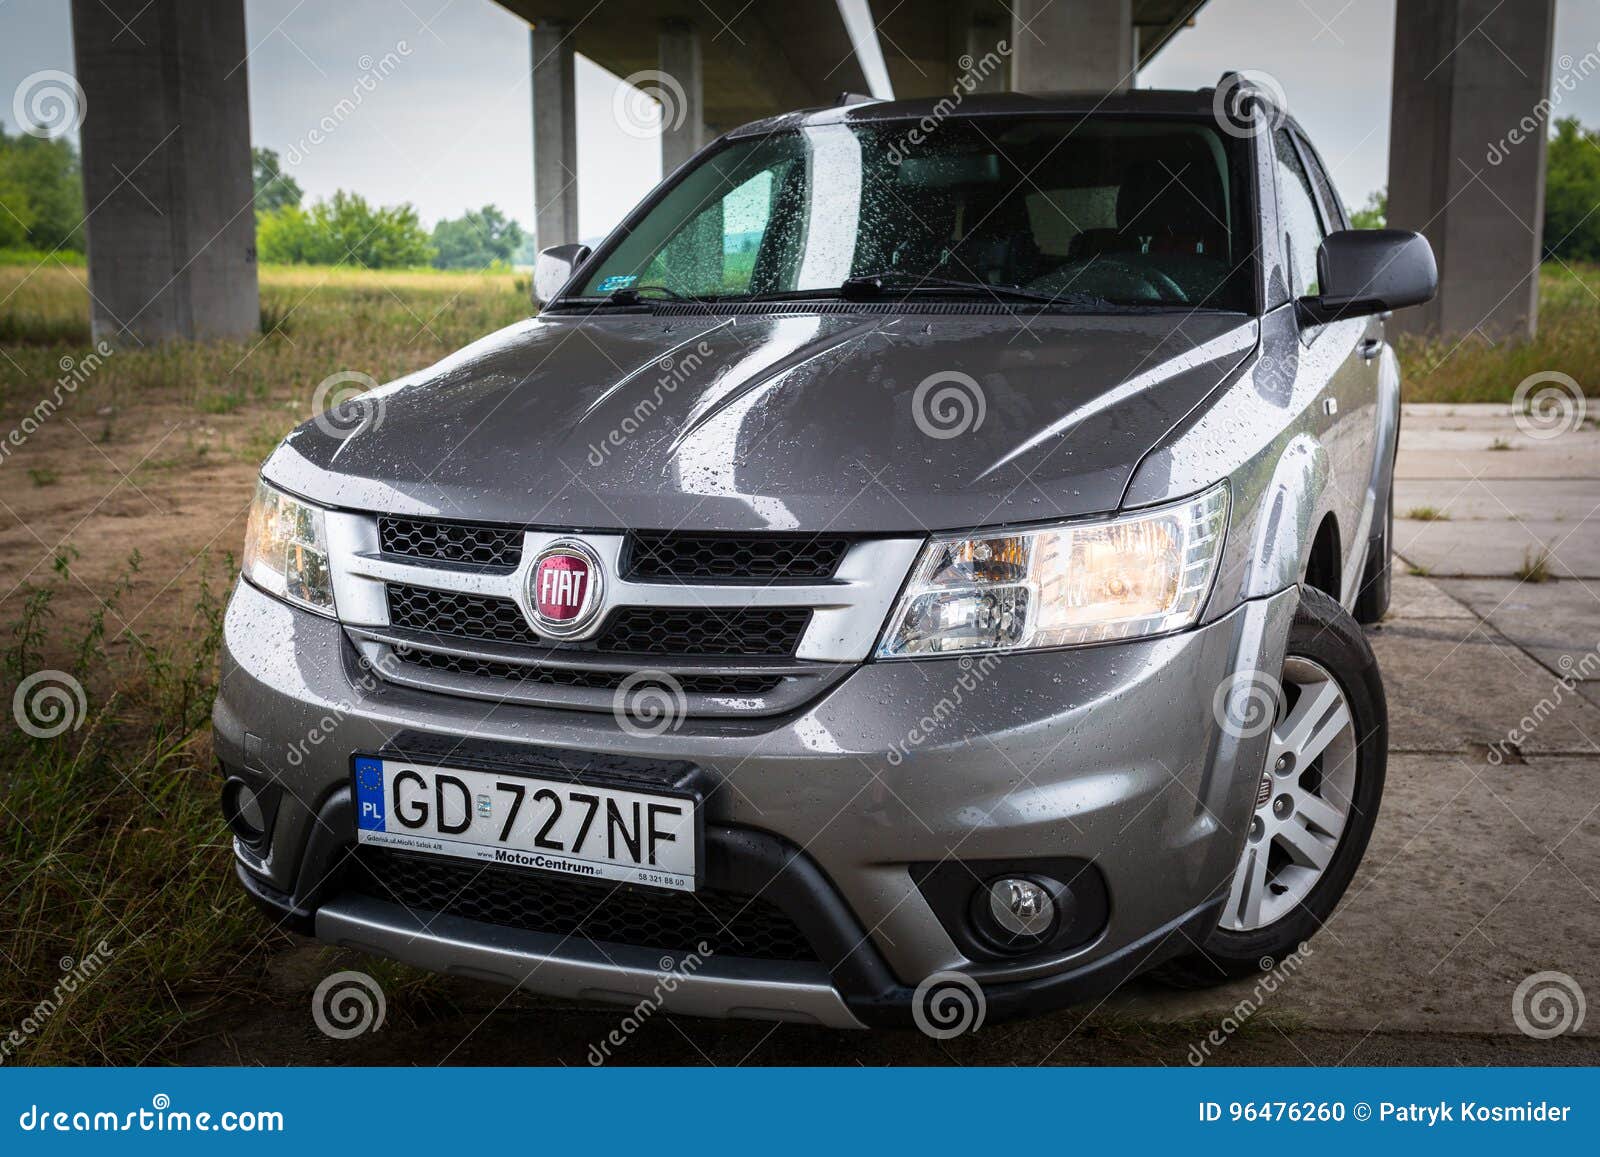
[835,91,877,106]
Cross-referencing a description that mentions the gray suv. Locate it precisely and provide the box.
[215,83,1436,1029]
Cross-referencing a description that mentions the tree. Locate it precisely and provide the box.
[1543,118,1600,263]
[252,147,303,215]
[431,205,526,270]
[256,191,435,268]
[1348,189,1386,230]
[0,126,85,252]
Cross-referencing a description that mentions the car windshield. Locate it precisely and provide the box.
[573,115,1254,311]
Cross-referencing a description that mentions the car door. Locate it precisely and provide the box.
[1273,128,1372,591]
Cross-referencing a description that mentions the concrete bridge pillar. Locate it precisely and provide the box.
[69,0,259,344]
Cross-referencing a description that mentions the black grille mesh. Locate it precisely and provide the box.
[625,533,849,582]
[387,584,537,645]
[379,517,523,570]
[597,607,810,657]
[394,646,782,696]
[384,583,810,657]
[346,847,817,962]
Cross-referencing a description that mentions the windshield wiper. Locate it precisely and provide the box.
[837,271,1112,308]
[603,284,693,305]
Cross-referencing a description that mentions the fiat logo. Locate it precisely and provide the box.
[527,540,605,637]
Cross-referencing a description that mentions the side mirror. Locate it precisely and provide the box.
[532,243,591,307]
[1297,229,1437,326]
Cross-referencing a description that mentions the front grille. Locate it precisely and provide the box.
[346,847,818,962]
[384,582,810,657]
[598,607,809,657]
[387,584,536,645]
[625,533,849,582]
[379,516,523,571]
[394,646,782,696]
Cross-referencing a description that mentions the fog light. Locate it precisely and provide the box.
[987,877,1056,938]
[220,775,279,848]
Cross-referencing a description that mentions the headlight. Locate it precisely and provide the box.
[877,484,1228,657]
[242,480,336,616]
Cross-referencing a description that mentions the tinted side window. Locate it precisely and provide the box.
[1274,129,1326,297]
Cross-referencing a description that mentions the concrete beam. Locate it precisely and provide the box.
[530,20,578,248]
[1009,0,1134,95]
[658,20,705,175]
[69,0,258,345]
[964,16,1009,94]
[1386,0,1556,342]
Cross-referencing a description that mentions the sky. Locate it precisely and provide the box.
[5,0,1600,243]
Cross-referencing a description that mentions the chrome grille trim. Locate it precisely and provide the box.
[322,513,923,715]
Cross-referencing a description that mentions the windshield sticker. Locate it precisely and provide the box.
[597,274,638,292]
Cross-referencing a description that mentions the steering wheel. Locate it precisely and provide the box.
[1086,258,1188,303]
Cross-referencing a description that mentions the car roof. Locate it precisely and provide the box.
[723,88,1233,139]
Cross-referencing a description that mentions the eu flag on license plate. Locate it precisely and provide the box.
[354,757,386,831]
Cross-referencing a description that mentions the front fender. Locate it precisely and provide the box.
[1124,305,1342,623]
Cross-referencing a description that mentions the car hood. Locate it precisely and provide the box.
[264,310,1257,533]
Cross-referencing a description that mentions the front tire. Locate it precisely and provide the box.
[1158,586,1387,986]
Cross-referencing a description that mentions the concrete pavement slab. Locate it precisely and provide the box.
[1395,520,1600,578]
[1387,570,1475,619]
[1365,617,1600,754]
[1431,578,1600,682]
[1393,479,1600,522]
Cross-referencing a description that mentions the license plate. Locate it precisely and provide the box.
[352,755,699,891]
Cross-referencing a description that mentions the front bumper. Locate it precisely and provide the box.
[215,579,1297,1027]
